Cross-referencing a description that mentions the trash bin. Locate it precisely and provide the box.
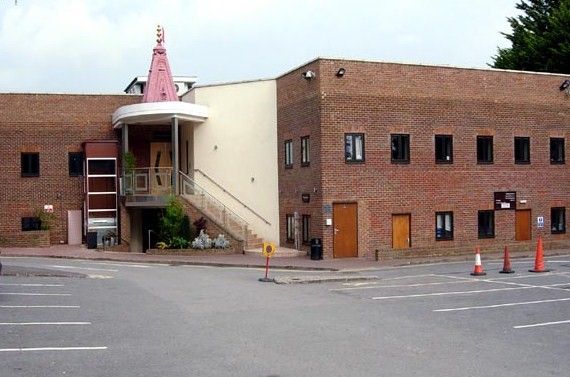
[310,238,322,260]
[86,232,98,249]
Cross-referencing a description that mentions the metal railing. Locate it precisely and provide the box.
[121,167,173,196]
[179,172,248,241]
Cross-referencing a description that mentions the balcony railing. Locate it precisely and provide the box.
[121,167,173,196]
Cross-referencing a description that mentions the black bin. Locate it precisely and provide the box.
[310,238,323,260]
[86,232,98,249]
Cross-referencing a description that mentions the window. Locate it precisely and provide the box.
[21,152,39,177]
[345,133,364,162]
[21,217,41,231]
[477,136,493,164]
[514,137,530,164]
[286,214,294,242]
[301,136,310,166]
[391,134,410,163]
[478,210,495,238]
[551,207,566,234]
[435,212,453,240]
[550,138,565,164]
[68,152,84,176]
[284,140,293,168]
[435,135,453,163]
[302,215,310,244]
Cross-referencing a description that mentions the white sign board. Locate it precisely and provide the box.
[537,216,544,228]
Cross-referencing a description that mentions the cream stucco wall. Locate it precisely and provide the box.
[181,80,279,245]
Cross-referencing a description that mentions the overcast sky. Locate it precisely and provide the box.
[0,0,519,94]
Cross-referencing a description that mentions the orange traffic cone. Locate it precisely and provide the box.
[529,236,550,273]
[471,247,486,276]
[499,245,514,274]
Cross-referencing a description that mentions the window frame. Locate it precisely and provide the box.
[514,137,530,164]
[435,135,453,164]
[68,152,84,177]
[301,136,310,166]
[435,211,454,241]
[477,136,494,164]
[345,133,365,163]
[21,216,41,231]
[550,138,565,165]
[284,140,293,168]
[391,134,410,164]
[551,207,566,234]
[478,210,495,239]
[286,214,294,242]
[21,152,40,177]
[302,215,310,244]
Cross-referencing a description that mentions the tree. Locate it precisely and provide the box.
[491,0,570,73]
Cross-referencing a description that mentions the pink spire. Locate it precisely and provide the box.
[142,25,179,103]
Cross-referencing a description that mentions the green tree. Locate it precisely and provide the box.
[491,0,570,73]
[158,197,186,246]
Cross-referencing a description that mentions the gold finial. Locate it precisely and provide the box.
[156,25,163,44]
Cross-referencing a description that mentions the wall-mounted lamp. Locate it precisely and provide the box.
[250,177,255,182]
[313,187,318,193]
[336,68,345,77]
[560,80,570,91]
[214,145,218,150]
[302,70,316,80]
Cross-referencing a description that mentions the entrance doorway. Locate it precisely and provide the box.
[333,203,358,258]
[515,209,531,241]
[392,214,411,249]
[142,208,162,252]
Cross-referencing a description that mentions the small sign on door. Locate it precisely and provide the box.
[537,216,544,228]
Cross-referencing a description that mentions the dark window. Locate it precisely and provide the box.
[391,134,410,163]
[345,133,365,162]
[21,217,41,231]
[87,160,115,175]
[302,215,310,244]
[435,212,453,240]
[551,207,566,234]
[21,153,39,177]
[68,152,84,176]
[301,136,310,166]
[435,135,453,163]
[284,140,293,168]
[478,210,495,238]
[550,138,565,164]
[514,137,530,164]
[286,214,294,242]
[477,136,493,164]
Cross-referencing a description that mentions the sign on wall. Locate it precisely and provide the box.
[494,192,516,210]
[537,216,544,228]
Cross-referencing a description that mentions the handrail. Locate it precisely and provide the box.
[193,168,271,226]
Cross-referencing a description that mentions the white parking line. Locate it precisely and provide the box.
[0,293,71,296]
[82,262,152,269]
[514,320,570,329]
[342,274,438,286]
[0,306,79,309]
[333,279,480,291]
[0,284,64,287]
[0,322,91,326]
[0,346,107,352]
[434,297,570,312]
[371,286,535,300]
[49,265,118,272]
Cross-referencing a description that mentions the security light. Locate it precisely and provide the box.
[336,68,346,77]
[560,80,570,91]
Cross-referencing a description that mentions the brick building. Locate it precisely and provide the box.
[278,58,570,259]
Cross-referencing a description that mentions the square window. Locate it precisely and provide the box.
[302,215,310,244]
[284,140,293,168]
[21,152,39,177]
[477,136,493,164]
[550,138,565,164]
[435,135,453,163]
[391,134,410,163]
[69,152,84,176]
[286,214,294,242]
[301,136,310,166]
[21,217,41,231]
[345,133,365,162]
[514,137,530,164]
[435,212,453,240]
[551,207,566,234]
[478,210,495,238]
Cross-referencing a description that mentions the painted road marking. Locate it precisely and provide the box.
[87,274,114,279]
[0,293,71,296]
[333,279,480,291]
[434,297,570,312]
[49,265,118,272]
[514,320,570,329]
[0,306,79,309]
[0,346,107,352]
[342,274,438,286]
[0,283,64,287]
[371,286,535,300]
[82,262,152,269]
[0,322,91,326]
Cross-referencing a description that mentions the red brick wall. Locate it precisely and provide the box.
[0,93,139,246]
[277,59,570,259]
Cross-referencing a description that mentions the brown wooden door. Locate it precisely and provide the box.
[150,143,172,194]
[333,203,358,258]
[515,209,531,241]
[392,214,411,249]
